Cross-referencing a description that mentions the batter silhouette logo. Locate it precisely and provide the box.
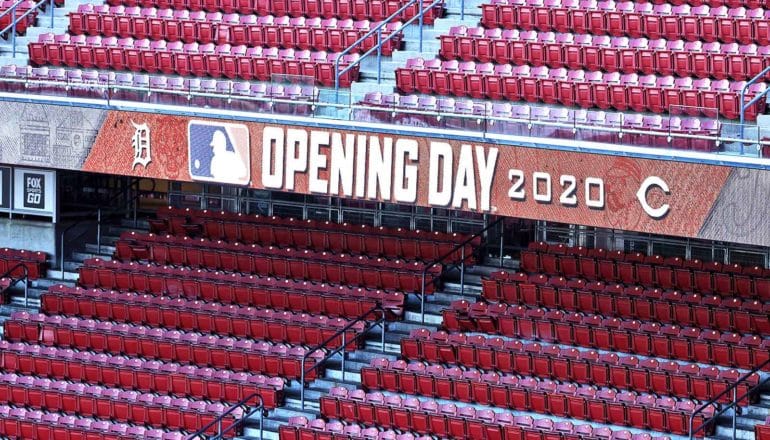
[188,120,250,185]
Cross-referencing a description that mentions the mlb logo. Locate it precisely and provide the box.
[188,120,251,185]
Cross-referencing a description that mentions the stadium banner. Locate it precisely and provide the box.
[0,101,766,246]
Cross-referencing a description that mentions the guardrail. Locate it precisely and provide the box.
[418,217,504,323]
[334,0,444,92]
[1,0,55,57]
[184,393,265,440]
[740,66,770,135]
[0,75,769,159]
[300,305,387,410]
[0,263,30,306]
[688,357,770,440]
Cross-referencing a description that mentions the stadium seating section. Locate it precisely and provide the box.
[284,238,770,440]
[0,208,478,439]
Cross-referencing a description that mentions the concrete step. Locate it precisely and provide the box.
[43,270,79,282]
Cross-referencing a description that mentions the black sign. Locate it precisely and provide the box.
[22,172,45,210]
[0,167,9,209]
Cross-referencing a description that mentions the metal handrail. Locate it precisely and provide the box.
[418,217,505,323]
[688,357,770,440]
[300,305,387,410]
[2,77,770,156]
[59,177,154,279]
[0,263,30,306]
[184,393,265,440]
[739,66,770,127]
[334,0,444,92]
[1,0,55,57]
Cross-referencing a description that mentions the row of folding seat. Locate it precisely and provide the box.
[162,215,471,262]
[105,0,444,22]
[0,65,321,117]
[0,373,237,433]
[0,341,284,406]
[41,289,365,349]
[115,237,434,292]
[479,277,770,334]
[527,241,759,273]
[118,230,432,273]
[69,10,403,55]
[74,264,405,319]
[320,387,704,437]
[360,92,721,151]
[29,37,360,86]
[519,250,770,298]
[480,1,770,45]
[280,416,431,440]
[0,248,47,279]
[395,60,765,119]
[356,360,713,432]
[0,247,47,263]
[440,304,768,368]
[0,405,186,440]
[280,415,666,440]
[155,206,473,246]
[361,356,760,408]
[438,28,769,81]
[4,314,326,379]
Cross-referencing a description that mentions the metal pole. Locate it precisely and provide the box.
[461,0,465,18]
[23,278,28,307]
[11,5,16,58]
[418,0,424,52]
[376,28,383,83]
[259,406,264,440]
[50,0,54,28]
[420,272,426,324]
[341,331,347,382]
[97,208,102,255]
[499,222,504,267]
[460,246,465,296]
[732,387,737,440]
[300,363,306,410]
[60,233,65,280]
[381,310,385,352]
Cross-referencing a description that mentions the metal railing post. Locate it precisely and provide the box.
[23,278,28,307]
[10,4,16,58]
[420,273,426,324]
[50,0,54,27]
[732,387,738,440]
[300,365,306,410]
[460,245,465,296]
[377,28,383,83]
[341,332,347,382]
[461,0,465,19]
[499,226,504,267]
[381,310,386,352]
[97,208,102,255]
[418,0,424,52]
[59,232,65,280]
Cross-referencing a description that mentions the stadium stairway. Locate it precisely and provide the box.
[351,0,486,103]
[0,216,132,335]
[0,0,92,67]
[245,267,495,440]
